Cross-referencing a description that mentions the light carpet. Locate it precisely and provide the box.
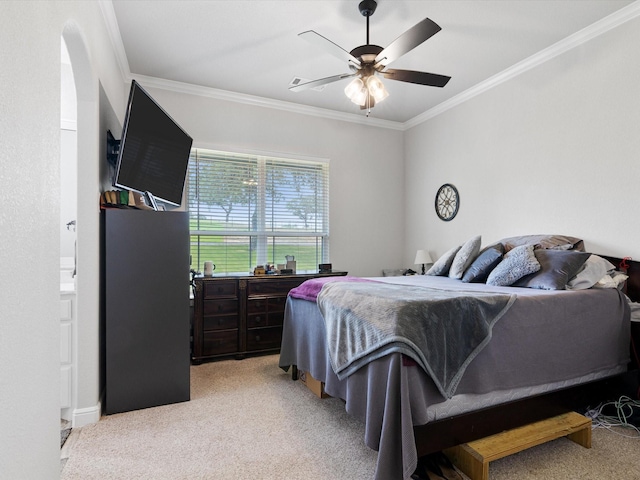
[61,354,640,479]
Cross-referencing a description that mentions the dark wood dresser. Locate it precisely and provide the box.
[191,271,347,363]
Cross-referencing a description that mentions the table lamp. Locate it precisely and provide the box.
[414,249,433,275]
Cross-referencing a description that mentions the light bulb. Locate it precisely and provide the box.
[351,86,368,106]
[366,76,389,103]
[344,78,364,100]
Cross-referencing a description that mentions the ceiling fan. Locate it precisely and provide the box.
[289,0,451,115]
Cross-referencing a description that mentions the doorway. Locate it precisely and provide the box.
[60,37,77,430]
[60,23,102,429]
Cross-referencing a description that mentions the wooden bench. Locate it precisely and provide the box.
[443,411,592,480]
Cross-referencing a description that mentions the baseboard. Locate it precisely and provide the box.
[72,400,102,428]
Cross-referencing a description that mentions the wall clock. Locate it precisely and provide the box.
[435,183,459,221]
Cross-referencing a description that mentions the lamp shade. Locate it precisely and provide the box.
[366,76,389,103]
[414,249,433,265]
[344,77,363,99]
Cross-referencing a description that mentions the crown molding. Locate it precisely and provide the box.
[403,0,640,130]
[98,0,131,81]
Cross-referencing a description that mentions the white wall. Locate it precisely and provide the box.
[0,3,61,476]
[403,15,640,265]
[0,1,125,477]
[142,86,406,277]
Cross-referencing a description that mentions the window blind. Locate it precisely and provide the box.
[188,148,329,274]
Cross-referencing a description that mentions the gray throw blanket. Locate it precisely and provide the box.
[317,282,516,399]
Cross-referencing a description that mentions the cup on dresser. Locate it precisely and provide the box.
[203,261,216,277]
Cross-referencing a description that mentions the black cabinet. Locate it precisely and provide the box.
[102,209,190,414]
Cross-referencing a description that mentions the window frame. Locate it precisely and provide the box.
[187,147,330,275]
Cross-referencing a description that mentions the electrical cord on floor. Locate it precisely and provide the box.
[584,396,640,438]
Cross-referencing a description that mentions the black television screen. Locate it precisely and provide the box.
[113,80,193,206]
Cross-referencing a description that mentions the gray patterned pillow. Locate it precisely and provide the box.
[449,235,481,279]
[426,245,461,276]
[486,245,540,286]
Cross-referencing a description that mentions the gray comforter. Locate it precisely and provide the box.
[280,275,630,480]
[317,281,516,399]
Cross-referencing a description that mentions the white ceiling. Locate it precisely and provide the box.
[109,0,635,125]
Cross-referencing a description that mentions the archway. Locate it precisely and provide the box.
[61,22,102,428]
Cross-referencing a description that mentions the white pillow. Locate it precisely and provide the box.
[449,235,481,279]
[567,255,615,290]
[594,272,628,289]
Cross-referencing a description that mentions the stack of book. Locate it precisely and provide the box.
[100,190,153,209]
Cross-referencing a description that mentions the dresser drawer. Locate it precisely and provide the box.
[203,280,237,298]
[268,296,287,312]
[247,311,284,329]
[247,298,268,314]
[247,296,287,314]
[203,315,238,331]
[248,279,303,296]
[203,330,238,356]
[203,298,238,316]
[246,326,282,351]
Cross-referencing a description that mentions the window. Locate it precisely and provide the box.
[188,148,329,274]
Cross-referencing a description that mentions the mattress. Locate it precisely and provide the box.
[278,274,631,480]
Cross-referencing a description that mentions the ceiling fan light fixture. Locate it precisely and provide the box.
[292,0,450,115]
[366,75,388,103]
[344,77,363,99]
[345,77,369,106]
[352,85,369,106]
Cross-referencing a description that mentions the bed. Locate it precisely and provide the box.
[278,236,638,480]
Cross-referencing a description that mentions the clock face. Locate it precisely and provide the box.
[435,184,459,221]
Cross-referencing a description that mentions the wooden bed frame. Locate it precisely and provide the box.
[413,254,640,457]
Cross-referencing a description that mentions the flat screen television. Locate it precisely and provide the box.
[113,80,193,207]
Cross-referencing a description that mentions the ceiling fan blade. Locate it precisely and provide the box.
[299,31,361,68]
[374,17,442,68]
[382,69,451,87]
[289,73,356,92]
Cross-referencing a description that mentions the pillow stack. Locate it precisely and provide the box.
[426,234,600,290]
[426,235,483,278]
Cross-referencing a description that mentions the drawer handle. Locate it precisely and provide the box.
[218,318,224,326]
[218,305,223,312]
[255,335,261,342]
[255,316,262,324]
